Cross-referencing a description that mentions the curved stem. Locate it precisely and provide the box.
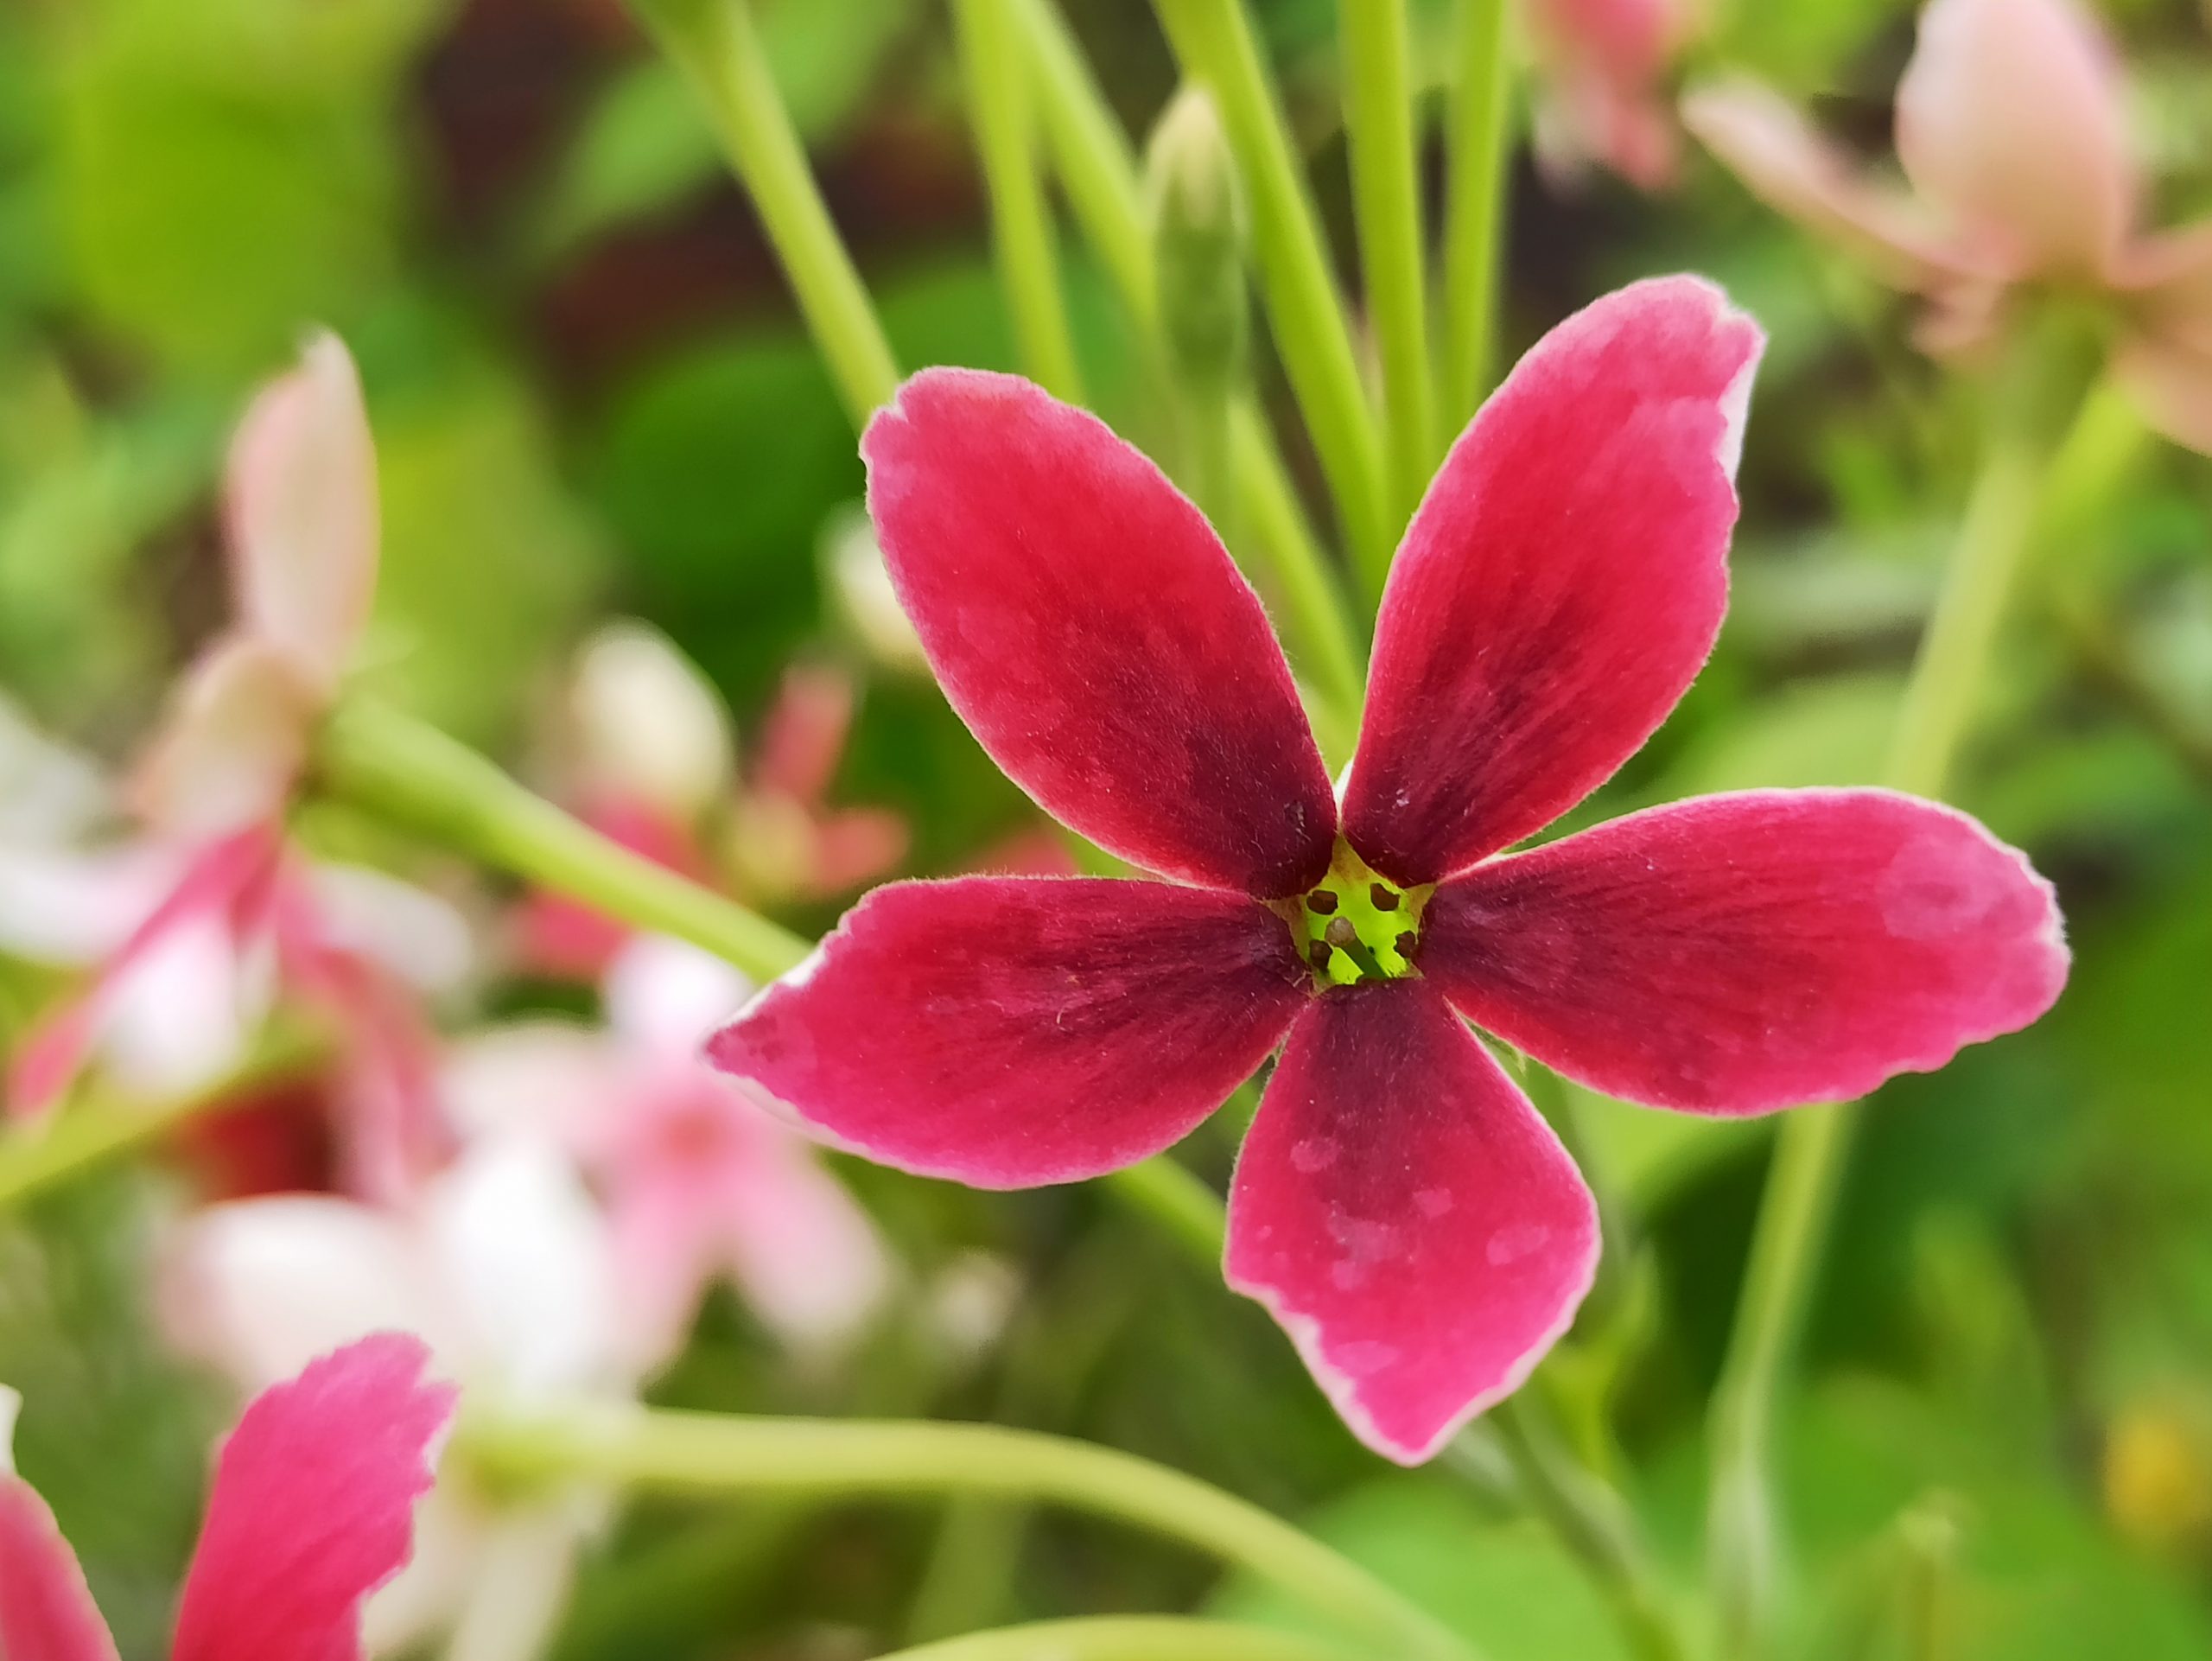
[1103,1152,1230,1265]
[1151,0,1395,589]
[880,1617,1357,1661]
[1491,1397,1689,1661]
[1439,0,1513,426]
[1705,403,2075,1653]
[1337,0,1438,516]
[0,1028,327,1211]
[463,1402,1475,1661]
[313,700,811,983]
[1010,0,1368,717]
[955,0,1087,402]
[630,0,899,423]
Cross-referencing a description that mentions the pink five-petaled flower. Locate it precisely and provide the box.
[0,1334,453,1661]
[706,277,2069,1463]
[1683,0,2212,453]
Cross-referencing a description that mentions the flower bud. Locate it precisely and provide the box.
[1146,86,1249,393]
[570,620,732,822]
[821,504,931,677]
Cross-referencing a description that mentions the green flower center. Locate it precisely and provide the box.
[1277,841,1433,989]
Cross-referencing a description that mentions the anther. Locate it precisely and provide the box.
[1306,939,1336,972]
[1305,890,1339,914]
[1396,932,1419,960]
[1370,883,1400,911]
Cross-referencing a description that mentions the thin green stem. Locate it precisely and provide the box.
[313,701,811,983]
[955,0,1087,401]
[1010,0,1368,717]
[630,0,899,423]
[464,1402,1474,1661]
[1150,0,1395,589]
[1336,0,1437,516]
[0,1028,327,1211]
[1883,436,2041,796]
[880,1618,1356,1661]
[1104,1152,1230,1264]
[1491,1398,1690,1661]
[1706,396,2086,1654]
[1439,0,1513,425]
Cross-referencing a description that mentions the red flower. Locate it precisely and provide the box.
[707,277,2069,1463]
[0,1335,454,1661]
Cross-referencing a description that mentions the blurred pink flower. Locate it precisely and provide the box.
[0,1334,453,1661]
[163,1137,623,1661]
[3,336,462,1201]
[1684,0,2212,450]
[1527,0,1700,189]
[448,933,888,1369]
[518,627,906,978]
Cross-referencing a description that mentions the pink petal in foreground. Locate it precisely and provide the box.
[1343,277,1764,886]
[1419,789,2069,1116]
[708,877,1311,1188]
[1894,0,2134,278]
[171,1334,455,1661]
[1227,983,1599,1464]
[1,1394,122,1661]
[225,332,379,678]
[863,370,1337,899]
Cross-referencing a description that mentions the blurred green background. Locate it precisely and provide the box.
[1,0,2210,1656]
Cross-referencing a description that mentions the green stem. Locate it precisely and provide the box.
[0,1028,327,1211]
[463,1402,1474,1661]
[1337,0,1439,516]
[1151,0,1395,589]
[1705,404,2075,1654]
[1439,0,1513,426]
[1103,1153,1231,1265]
[1178,381,1241,541]
[1009,0,1368,718]
[630,0,899,424]
[955,0,1087,402]
[881,1618,1354,1661]
[1491,1398,1690,1661]
[313,700,811,983]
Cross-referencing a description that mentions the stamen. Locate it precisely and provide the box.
[1305,889,1339,914]
[1324,916,1387,980]
[1396,931,1419,960]
[1370,882,1400,911]
[1306,939,1336,973]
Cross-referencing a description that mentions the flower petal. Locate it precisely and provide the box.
[7,827,281,1121]
[2114,331,2212,458]
[1225,983,1599,1464]
[1894,0,2135,278]
[163,1198,441,1390]
[133,638,324,839]
[707,876,1311,1187]
[226,332,379,676]
[1681,80,1982,284]
[171,1334,455,1661]
[1,1391,121,1661]
[1343,277,1764,885]
[1419,789,2069,1115]
[863,370,1336,898]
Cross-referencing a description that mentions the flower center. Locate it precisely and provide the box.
[1277,841,1432,989]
